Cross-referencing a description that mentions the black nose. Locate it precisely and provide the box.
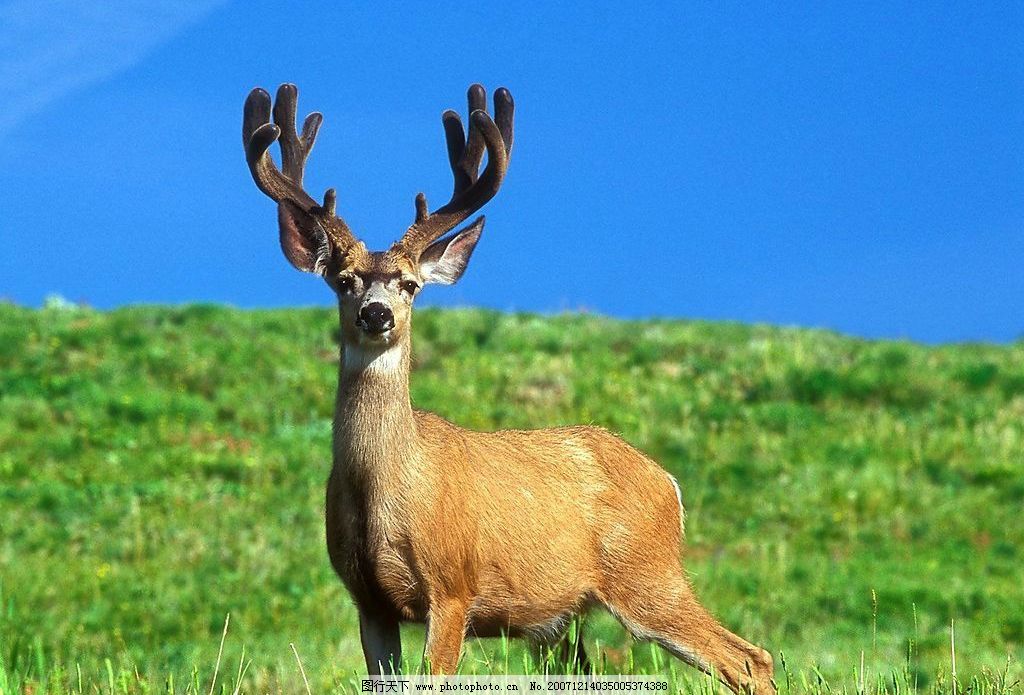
[358,302,394,334]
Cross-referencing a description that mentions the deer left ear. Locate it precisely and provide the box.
[277,201,332,274]
[418,216,485,285]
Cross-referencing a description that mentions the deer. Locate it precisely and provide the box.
[241,82,775,693]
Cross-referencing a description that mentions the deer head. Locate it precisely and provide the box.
[243,83,514,350]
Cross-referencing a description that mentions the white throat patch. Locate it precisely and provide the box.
[343,343,404,375]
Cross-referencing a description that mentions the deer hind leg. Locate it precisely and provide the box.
[604,575,774,694]
[554,628,592,674]
[536,618,592,674]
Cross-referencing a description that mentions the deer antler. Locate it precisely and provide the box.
[398,84,514,257]
[243,84,354,250]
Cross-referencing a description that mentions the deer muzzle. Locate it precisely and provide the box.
[357,302,395,335]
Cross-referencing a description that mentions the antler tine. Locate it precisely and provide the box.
[400,85,515,256]
[492,87,514,156]
[243,88,272,148]
[441,84,488,196]
[243,88,316,207]
[273,83,323,186]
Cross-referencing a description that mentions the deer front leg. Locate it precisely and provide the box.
[423,598,467,674]
[360,610,402,675]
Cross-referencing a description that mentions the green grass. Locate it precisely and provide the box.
[0,301,1021,694]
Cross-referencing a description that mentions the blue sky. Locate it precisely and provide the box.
[1,2,1021,343]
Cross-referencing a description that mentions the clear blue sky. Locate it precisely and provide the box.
[1,2,1021,344]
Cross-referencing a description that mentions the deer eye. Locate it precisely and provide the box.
[400,280,419,296]
[336,275,356,294]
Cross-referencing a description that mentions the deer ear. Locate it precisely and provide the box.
[277,201,331,274]
[418,216,485,285]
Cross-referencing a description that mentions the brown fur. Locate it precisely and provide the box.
[243,82,775,693]
[323,308,774,691]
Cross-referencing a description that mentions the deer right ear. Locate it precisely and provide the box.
[277,201,331,274]
[418,216,485,285]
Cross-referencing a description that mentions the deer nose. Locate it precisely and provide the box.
[357,302,394,334]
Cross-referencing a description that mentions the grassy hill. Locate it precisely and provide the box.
[1,302,1022,694]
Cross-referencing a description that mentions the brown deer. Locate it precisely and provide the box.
[242,82,775,693]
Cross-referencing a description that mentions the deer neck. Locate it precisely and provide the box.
[333,330,420,479]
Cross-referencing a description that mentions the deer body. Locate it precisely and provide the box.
[327,343,682,634]
[242,82,775,693]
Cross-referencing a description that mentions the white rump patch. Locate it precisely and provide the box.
[667,473,685,536]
